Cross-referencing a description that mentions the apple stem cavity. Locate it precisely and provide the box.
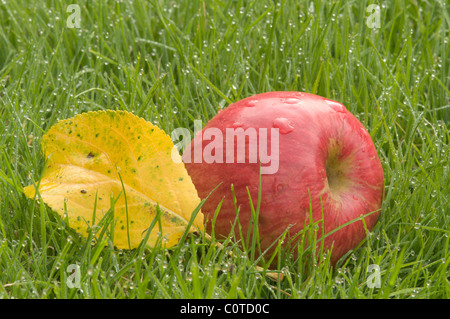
[325,139,353,196]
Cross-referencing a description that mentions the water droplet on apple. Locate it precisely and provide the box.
[325,100,345,113]
[281,97,301,104]
[245,99,258,107]
[232,121,243,128]
[273,117,294,134]
[276,184,285,193]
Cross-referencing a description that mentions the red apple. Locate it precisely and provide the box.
[183,92,384,265]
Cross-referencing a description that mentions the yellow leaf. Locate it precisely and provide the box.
[24,110,204,249]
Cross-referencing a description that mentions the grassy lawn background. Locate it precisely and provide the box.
[0,0,449,298]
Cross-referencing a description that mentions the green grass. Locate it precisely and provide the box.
[0,0,449,299]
